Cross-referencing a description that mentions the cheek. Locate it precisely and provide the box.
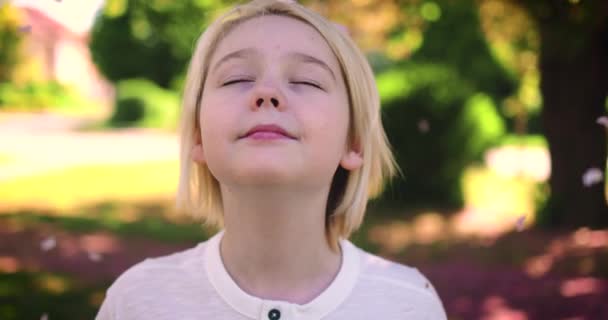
[199,97,236,153]
[305,97,350,149]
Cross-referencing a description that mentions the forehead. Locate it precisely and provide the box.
[211,15,340,69]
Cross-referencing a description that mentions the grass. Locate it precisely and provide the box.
[0,203,212,244]
[0,160,179,211]
[497,134,548,148]
[0,154,14,165]
[0,271,107,320]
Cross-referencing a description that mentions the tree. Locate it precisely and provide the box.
[90,0,234,89]
[505,0,608,228]
[0,3,23,83]
[325,0,608,227]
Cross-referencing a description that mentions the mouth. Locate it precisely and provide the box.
[239,124,296,140]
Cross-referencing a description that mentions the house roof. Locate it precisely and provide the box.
[21,7,86,41]
[14,0,103,37]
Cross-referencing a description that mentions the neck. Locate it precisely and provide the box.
[219,184,342,304]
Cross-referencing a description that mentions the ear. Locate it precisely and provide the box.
[191,131,206,164]
[339,140,362,171]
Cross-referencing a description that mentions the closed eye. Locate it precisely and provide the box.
[222,78,254,86]
[290,81,323,90]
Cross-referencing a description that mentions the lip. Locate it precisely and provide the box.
[240,124,296,140]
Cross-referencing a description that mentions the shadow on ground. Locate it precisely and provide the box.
[1,201,607,319]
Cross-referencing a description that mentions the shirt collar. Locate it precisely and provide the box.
[204,230,361,320]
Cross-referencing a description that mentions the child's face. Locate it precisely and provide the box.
[192,15,362,189]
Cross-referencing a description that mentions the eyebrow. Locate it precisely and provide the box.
[286,52,336,80]
[211,48,336,80]
[210,48,258,74]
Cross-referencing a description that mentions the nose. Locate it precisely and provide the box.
[249,84,286,111]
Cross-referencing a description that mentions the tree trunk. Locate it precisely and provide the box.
[538,22,608,228]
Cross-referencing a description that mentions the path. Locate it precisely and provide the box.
[0,113,179,181]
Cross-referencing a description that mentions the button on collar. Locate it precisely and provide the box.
[268,308,281,320]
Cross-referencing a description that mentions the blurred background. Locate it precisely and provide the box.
[0,0,607,319]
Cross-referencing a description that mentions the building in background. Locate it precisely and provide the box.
[13,0,113,108]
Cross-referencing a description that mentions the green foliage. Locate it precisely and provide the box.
[497,133,548,148]
[378,63,506,207]
[0,81,92,112]
[0,272,104,320]
[410,0,516,101]
[0,4,23,82]
[0,209,211,244]
[460,93,506,154]
[108,78,179,129]
[90,0,233,88]
[517,0,606,61]
[373,0,517,208]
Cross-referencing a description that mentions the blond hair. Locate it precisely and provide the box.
[176,0,397,252]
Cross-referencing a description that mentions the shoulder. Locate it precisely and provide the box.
[95,242,213,319]
[357,249,433,294]
[105,242,206,300]
[352,246,447,319]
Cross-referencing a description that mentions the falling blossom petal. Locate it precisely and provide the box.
[582,167,604,187]
[18,25,32,33]
[88,251,103,262]
[418,119,430,133]
[597,116,608,128]
[515,215,526,231]
[41,313,48,320]
[40,236,56,251]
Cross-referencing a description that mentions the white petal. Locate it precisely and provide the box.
[41,313,48,320]
[596,116,608,128]
[582,167,604,187]
[40,237,56,252]
[417,119,430,133]
[515,215,526,231]
[88,251,103,262]
[19,25,32,33]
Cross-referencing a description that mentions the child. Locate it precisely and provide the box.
[96,0,447,319]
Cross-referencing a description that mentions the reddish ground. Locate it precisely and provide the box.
[2,223,607,320]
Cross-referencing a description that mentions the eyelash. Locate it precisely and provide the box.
[290,81,323,90]
[222,79,253,86]
[221,79,323,90]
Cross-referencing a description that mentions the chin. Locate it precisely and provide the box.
[232,165,296,185]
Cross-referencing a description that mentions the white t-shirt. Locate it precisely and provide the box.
[95,230,447,320]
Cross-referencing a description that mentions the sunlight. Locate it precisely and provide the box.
[367,212,449,253]
[89,290,105,307]
[0,256,20,273]
[572,228,608,249]
[481,295,528,320]
[560,277,603,298]
[79,233,120,254]
[524,254,553,278]
[368,221,412,254]
[412,212,447,244]
[37,274,69,294]
[0,160,179,212]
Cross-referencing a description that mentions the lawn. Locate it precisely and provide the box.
[0,160,179,211]
[0,154,14,165]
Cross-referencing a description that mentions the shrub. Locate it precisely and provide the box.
[378,63,506,207]
[0,81,92,112]
[107,78,179,129]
